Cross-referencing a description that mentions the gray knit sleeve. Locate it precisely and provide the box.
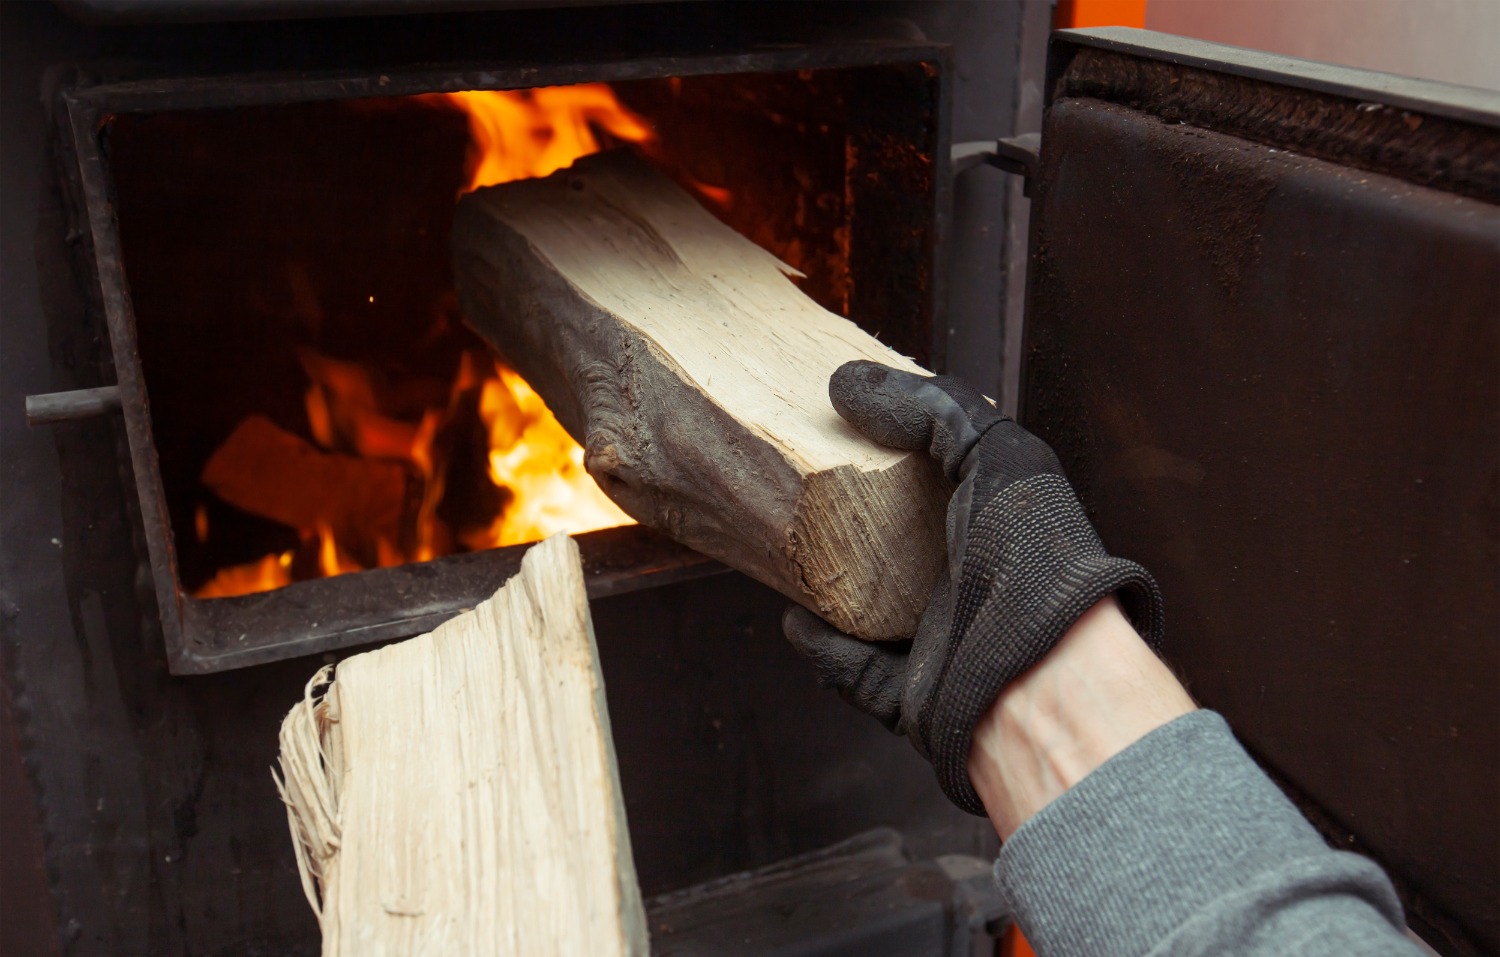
[993,710,1424,956]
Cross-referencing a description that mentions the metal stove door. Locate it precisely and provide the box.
[1015,27,1499,955]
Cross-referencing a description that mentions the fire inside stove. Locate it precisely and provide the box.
[117,87,660,598]
[107,67,936,602]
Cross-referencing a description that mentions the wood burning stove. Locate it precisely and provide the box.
[5,4,1029,954]
[7,4,1495,956]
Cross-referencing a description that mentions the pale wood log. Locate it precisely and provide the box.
[452,151,948,640]
[275,533,647,956]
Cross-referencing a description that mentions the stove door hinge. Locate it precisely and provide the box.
[951,134,1041,196]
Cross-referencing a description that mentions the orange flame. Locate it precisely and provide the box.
[193,83,648,599]
[464,364,627,549]
[195,550,293,599]
[316,522,364,578]
[433,85,654,191]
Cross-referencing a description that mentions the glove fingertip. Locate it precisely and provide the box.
[829,360,933,452]
[782,605,907,730]
[781,605,886,679]
[782,604,851,652]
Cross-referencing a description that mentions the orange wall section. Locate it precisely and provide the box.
[1056,0,1148,29]
[1001,923,1039,957]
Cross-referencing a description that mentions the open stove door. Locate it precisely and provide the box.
[1014,27,1499,955]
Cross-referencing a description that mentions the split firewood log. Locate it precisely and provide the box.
[276,533,646,955]
[452,151,948,640]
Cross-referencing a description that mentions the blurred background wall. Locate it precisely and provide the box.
[1146,0,1499,91]
[1065,0,1500,91]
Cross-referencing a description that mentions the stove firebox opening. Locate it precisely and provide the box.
[104,62,939,614]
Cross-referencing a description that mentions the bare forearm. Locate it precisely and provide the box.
[967,596,1196,837]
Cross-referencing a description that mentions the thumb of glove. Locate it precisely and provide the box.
[782,606,908,732]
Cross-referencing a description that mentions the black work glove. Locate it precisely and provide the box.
[783,361,1164,815]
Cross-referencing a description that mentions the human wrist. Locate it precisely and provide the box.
[967,595,1195,837]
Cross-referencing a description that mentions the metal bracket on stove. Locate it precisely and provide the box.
[951,134,1041,195]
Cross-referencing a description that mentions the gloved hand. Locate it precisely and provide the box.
[783,361,1164,815]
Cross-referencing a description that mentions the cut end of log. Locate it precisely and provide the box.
[791,455,950,639]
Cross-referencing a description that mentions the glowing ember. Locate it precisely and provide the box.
[193,84,648,599]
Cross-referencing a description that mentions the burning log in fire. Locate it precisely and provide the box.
[201,414,410,558]
[193,84,652,599]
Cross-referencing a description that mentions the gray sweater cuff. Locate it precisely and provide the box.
[993,710,1411,956]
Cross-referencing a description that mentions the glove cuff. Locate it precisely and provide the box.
[930,553,1165,816]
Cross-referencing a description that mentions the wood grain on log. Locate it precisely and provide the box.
[276,534,647,956]
[452,150,948,640]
